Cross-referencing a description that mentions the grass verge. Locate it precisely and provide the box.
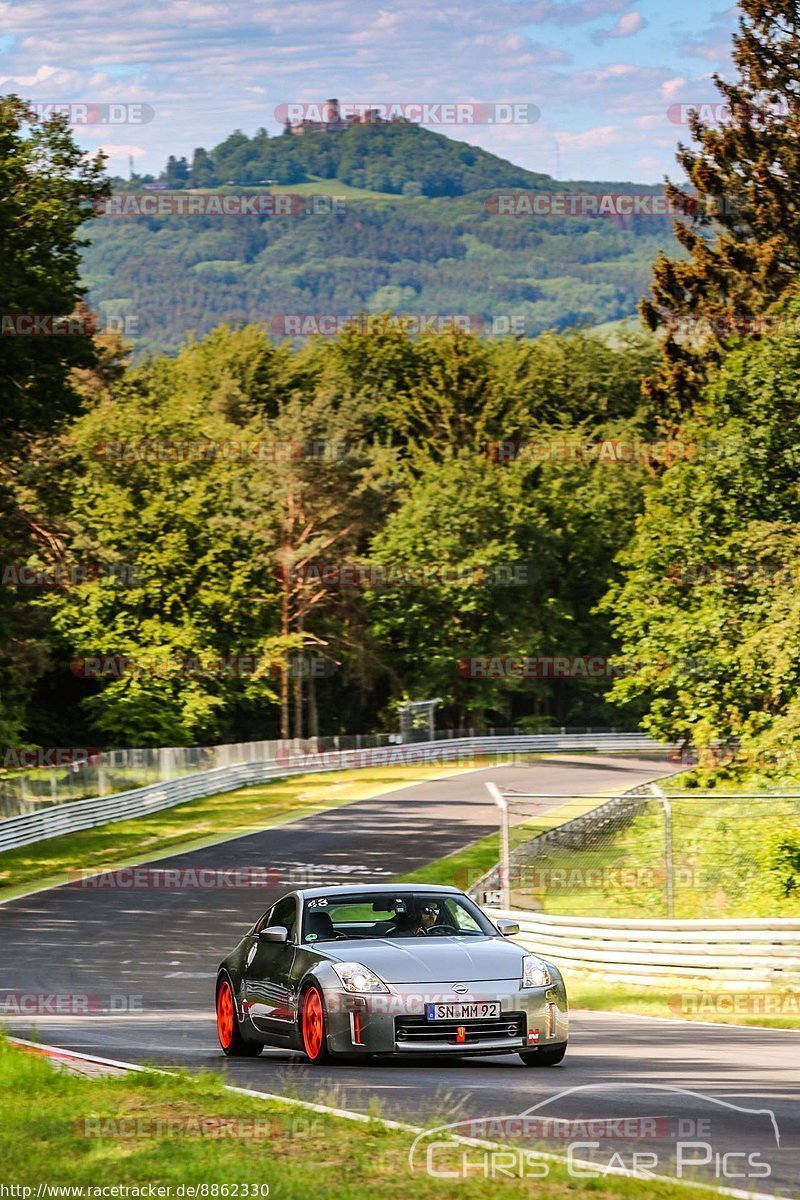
[568,976,800,1029]
[0,1036,711,1199]
[503,789,800,919]
[0,762,476,900]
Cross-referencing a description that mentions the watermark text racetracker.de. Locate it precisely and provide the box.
[489,438,696,466]
[285,562,533,588]
[457,653,731,680]
[276,100,540,126]
[0,314,139,337]
[1,563,138,587]
[91,439,350,463]
[489,438,741,465]
[667,561,800,587]
[270,313,531,338]
[77,1114,320,1139]
[2,746,99,769]
[69,652,338,680]
[457,654,643,679]
[270,313,483,336]
[669,743,800,772]
[666,98,789,125]
[65,862,386,889]
[485,192,736,218]
[455,864,708,893]
[0,991,142,1015]
[670,992,800,1017]
[11,101,156,124]
[91,193,345,217]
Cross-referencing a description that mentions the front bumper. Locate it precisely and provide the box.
[319,977,568,1056]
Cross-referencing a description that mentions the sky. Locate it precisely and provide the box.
[0,0,739,183]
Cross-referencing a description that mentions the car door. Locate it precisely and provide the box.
[243,895,298,1040]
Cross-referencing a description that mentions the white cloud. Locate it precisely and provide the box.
[661,76,685,99]
[0,0,732,183]
[635,153,659,170]
[0,62,67,87]
[556,123,621,151]
[591,11,646,44]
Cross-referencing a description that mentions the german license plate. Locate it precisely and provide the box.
[425,1001,500,1021]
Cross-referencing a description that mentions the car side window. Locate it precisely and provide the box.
[452,902,483,934]
[254,909,271,934]
[269,897,297,941]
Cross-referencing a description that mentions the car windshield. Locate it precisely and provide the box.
[300,891,496,943]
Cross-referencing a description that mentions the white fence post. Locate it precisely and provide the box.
[486,782,510,908]
[649,781,674,919]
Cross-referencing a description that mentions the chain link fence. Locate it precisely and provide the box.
[470,783,800,920]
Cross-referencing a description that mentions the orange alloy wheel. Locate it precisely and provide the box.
[216,979,235,1050]
[302,985,325,1059]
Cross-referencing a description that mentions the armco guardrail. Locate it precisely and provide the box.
[0,732,670,854]
[0,727,665,818]
[485,909,800,983]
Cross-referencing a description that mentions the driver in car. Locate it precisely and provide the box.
[388,899,440,936]
[416,900,440,933]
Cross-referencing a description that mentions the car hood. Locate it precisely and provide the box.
[321,937,534,984]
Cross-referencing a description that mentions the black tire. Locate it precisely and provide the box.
[216,976,263,1057]
[300,983,333,1065]
[519,1042,567,1067]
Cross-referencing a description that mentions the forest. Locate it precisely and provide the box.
[81,120,677,357]
[3,0,800,779]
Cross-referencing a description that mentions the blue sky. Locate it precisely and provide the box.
[0,0,739,182]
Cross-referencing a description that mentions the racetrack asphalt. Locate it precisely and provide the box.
[1,754,798,1196]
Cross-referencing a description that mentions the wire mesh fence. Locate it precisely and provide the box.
[470,784,800,920]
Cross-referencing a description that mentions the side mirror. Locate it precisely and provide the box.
[496,918,520,937]
[259,925,289,944]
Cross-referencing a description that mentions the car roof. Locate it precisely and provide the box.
[295,883,463,899]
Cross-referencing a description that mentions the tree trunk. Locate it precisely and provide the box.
[293,658,304,740]
[280,558,290,738]
[293,615,304,740]
[308,660,319,739]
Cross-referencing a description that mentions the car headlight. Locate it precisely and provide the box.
[522,956,551,988]
[332,962,390,993]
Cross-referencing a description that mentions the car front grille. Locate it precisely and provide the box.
[395,1012,526,1045]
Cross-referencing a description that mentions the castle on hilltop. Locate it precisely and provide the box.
[286,98,402,136]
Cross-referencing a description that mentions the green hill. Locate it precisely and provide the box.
[154,119,554,195]
[82,123,678,356]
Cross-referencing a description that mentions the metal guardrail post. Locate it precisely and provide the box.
[486,782,510,908]
[648,781,674,919]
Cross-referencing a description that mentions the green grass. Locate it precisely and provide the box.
[506,792,800,919]
[0,1036,713,1198]
[568,976,800,1029]
[198,175,399,200]
[0,762,476,900]
[411,764,800,919]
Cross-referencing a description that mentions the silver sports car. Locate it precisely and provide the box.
[215,883,568,1066]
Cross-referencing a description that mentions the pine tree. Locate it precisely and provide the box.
[642,0,800,418]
